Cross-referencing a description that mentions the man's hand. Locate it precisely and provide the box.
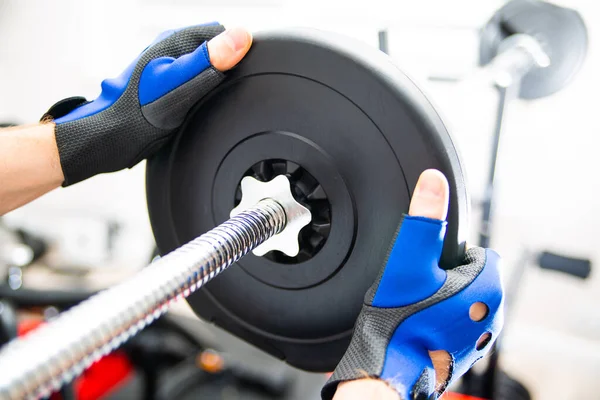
[324,169,505,400]
[0,24,251,214]
[44,23,252,186]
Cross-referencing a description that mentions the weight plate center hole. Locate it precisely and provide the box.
[234,159,332,264]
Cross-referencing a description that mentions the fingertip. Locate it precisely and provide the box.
[207,27,253,71]
[408,169,450,221]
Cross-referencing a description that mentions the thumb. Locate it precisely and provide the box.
[408,169,449,220]
[369,169,451,307]
[207,27,253,71]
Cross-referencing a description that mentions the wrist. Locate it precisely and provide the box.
[0,122,64,214]
[36,122,64,187]
[333,379,400,400]
[47,123,64,184]
[35,122,64,187]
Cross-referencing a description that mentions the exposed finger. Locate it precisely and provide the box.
[429,350,452,391]
[207,27,253,71]
[408,169,449,221]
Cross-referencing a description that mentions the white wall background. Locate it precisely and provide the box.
[1,0,599,398]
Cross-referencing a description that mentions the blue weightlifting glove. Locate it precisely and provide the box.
[322,175,504,399]
[42,23,245,186]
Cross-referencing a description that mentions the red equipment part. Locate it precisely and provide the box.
[18,319,134,400]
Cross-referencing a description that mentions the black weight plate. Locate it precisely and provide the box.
[146,28,469,372]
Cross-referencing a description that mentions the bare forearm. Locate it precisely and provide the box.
[0,123,64,215]
[333,379,400,400]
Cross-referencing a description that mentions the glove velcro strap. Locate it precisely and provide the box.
[41,97,89,122]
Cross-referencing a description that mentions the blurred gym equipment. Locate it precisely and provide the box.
[456,1,588,398]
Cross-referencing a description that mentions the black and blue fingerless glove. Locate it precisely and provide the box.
[322,215,504,400]
[43,22,226,186]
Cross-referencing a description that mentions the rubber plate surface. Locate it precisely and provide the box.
[146,28,468,372]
